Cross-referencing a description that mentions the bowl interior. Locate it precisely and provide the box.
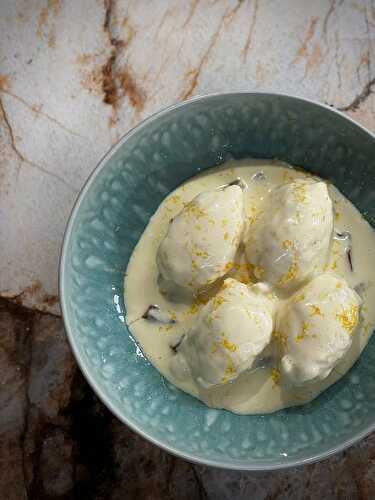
[61,93,375,469]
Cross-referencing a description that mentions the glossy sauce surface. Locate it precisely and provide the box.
[124,160,375,414]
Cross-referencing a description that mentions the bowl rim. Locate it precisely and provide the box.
[60,91,375,471]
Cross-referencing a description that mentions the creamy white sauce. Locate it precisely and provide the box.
[124,160,375,415]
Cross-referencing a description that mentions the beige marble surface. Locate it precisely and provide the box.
[1,1,375,498]
[1,0,375,314]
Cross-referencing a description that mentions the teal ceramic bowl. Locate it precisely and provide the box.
[60,93,375,470]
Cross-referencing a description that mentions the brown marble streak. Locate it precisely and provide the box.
[4,280,59,314]
[292,16,320,65]
[0,95,77,192]
[101,0,145,125]
[180,1,243,100]
[182,0,200,29]
[338,77,375,112]
[241,0,259,62]
[323,0,340,35]
[36,0,61,47]
[0,74,81,138]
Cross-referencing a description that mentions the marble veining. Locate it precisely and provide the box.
[1,1,375,498]
[0,0,375,314]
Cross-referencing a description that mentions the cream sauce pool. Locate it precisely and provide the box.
[124,160,375,415]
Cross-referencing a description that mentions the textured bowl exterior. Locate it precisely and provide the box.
[60,93,375,470]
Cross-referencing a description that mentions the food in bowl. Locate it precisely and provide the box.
[124,159,375,414]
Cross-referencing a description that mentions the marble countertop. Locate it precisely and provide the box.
[1,0,375,498]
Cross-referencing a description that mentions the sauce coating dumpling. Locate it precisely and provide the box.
[157,185,244,296]
[277,274,361,385]
[245,178,333,290]
[174,278,274,388]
